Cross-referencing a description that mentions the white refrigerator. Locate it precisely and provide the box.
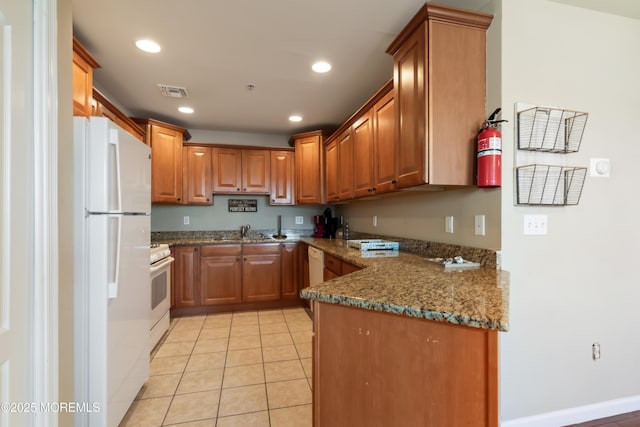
[74,117,151,427]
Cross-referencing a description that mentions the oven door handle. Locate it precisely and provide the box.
[150,256,175,274]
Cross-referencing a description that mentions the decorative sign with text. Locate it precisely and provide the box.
[228,199,258,212]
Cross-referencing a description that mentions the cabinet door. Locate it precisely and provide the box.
[184,146,213,205]
[394,26,426,188]
[173,246,199,307]
[295,134,324,204]
[243,253,282,302]
[352,111,375,198]
[373,90,397,194]
[200,255,242,305]
[281,243,299,299]
[151,125,184,203]
[212,147,242,192]
[270,150,295,205]
[242,149,270,193]
[325,140,339,203]
[337,130,354,201]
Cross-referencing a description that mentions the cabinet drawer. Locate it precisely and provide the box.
[324,253,342,276]
[342,261,361,275]
[200,244,241,257]
[242,243,281,255]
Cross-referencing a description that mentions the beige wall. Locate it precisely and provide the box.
[337,187,501,250]
[499,0,640,423]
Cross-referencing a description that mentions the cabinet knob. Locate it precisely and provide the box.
[244,188,247,191]
[372,187,376,191]
[391,179,397,184]
[367,188,373,192]
[177,198,181,201]
[237,188,240,191]
[206,198,210,202]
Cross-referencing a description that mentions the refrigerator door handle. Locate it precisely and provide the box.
[108,214,122,299]
[109,129,122,213]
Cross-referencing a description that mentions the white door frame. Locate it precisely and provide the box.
[32,0,58,425]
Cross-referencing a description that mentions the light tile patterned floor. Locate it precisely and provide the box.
[120,308,313,427]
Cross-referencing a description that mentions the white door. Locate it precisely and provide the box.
[0,0,54,426]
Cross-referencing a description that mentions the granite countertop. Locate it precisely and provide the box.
[299,238,509,332]
[151,230,304,246]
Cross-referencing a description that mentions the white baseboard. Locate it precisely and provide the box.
[501,395,640,427]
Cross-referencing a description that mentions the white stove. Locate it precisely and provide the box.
[150,243,173,350]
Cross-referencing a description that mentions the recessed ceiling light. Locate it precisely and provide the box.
[135,39,161,53]
[289,115,303,122]
[312,61,331,73]
[178,106,194,114]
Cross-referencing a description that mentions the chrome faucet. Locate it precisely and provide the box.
[240,224,251,238]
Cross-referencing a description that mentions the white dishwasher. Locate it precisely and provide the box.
[308,246,324,287]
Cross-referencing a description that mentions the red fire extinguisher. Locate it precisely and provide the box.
[477,108,507,187]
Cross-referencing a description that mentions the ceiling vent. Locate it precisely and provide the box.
[157,84,189,98]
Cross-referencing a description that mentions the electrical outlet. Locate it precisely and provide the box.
[183,216,190,225]
[592,342,601,360]
[523,214,547,235]
[295,216,304,225]
[373,215,378,227]
[475,215,486,236]
[445,216,454,233]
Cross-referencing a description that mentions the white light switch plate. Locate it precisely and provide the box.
[183,216,190,225]
[474,215,485,236]
[524,214,547,235]
[295,216,304,225]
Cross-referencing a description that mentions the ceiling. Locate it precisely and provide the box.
[72,0,489,135]
[72,1,640,136]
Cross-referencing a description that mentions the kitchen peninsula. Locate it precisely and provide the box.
[300,238,508,427]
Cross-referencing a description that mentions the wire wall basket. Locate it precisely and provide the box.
[516,164,587,206]
[518,107,588,153]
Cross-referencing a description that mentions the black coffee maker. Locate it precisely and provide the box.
[322,208,338,238]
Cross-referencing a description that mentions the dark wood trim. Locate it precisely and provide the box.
[92,89,145,136]
[386,2,493,55]
[72,37,100,69]
[184,141,294,152]
[170,299,304,317]
[324,79,393,146]
[132,117,192,141]
[288,129,334,147]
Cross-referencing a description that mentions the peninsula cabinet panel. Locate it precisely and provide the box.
[372,90,397,195]
[183,146,213,205]
[388,4,492,187]
[270,150,295,205]
[313,302,498,427]
[352,111,375,198]
[173,246,199,308]
[324,140,339,203]
[294,131,326,204]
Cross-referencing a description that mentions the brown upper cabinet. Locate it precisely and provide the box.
[92,89,145,142]
[371,86,397,195]
[325,129,354,203]
[72,38,100,117]
[133,118,191,204]
[212,147,270,194]
[270,150,295,205]
[323,81,396,203]
[183,145,213,205]
[386,4,493,187]
[293,130,328,204]
[324,139,339,203]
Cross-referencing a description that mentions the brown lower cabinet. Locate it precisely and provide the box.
[172,242,304,316]
[313,302,498,427]
[323,252,361,281]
